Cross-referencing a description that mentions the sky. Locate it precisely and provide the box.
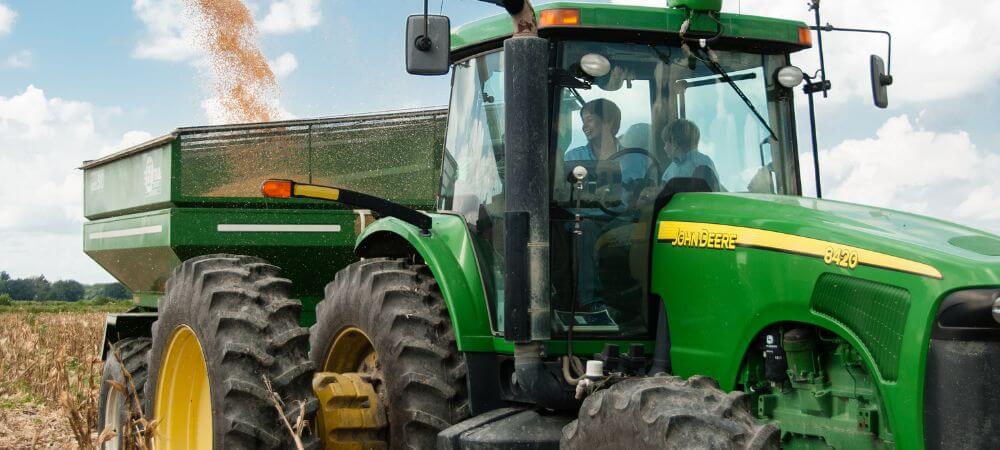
[0,0,998,283]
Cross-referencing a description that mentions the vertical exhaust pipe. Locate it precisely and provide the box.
[502,26,578,411]
[504,35,550,343]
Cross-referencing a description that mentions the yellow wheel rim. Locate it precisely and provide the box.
[314,327,387,449]
[323,327,377,372]
[154,326,212,449]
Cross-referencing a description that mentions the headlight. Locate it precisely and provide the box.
[934,288,1000,340]
[776,66,804,88]
[993,293,1000,325]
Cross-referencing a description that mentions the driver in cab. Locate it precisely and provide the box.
[564,99,649,190]
[562,98,656,309]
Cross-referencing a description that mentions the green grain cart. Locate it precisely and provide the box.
[86,1,1000,449]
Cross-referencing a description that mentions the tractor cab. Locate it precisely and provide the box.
[437,3,808,340]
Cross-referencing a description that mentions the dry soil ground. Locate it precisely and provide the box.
[0,311,107,449]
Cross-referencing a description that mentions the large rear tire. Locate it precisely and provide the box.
[145,255,319,449]
[561,375,779,450]
[98,337,151,450]
[309,257,469,448]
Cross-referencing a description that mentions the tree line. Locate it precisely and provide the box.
[0,271,131,302]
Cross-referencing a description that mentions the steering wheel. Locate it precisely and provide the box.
[594,147,662,217]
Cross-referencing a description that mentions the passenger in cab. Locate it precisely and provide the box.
[660,119,720,191]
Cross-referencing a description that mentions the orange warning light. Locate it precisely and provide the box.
[539,9,580,28]
[261,179,293,198]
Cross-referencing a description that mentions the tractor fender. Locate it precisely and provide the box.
[99,312,158,360]
[355,214,497,352]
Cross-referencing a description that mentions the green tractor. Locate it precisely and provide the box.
[85,1,1000,448]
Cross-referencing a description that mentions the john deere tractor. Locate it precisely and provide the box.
[85,0,1000,448]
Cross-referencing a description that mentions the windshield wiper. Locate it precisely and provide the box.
[697,50,778,140]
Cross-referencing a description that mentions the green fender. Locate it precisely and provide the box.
[355,213,497,352]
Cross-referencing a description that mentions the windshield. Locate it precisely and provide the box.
[550,40,799,337]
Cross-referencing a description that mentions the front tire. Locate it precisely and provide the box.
[144,255,318,449]
[309,257,469,448]
[561,375,779,449]
[98,337,151,449]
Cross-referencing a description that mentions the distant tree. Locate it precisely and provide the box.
[103,283,132,300]
[0,271,10,281]
[51,280,86,302]
[85,282,132,300]
[2,278,36,300]
[29,275,52,301]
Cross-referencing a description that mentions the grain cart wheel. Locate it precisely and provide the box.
[309,258,469,449]
[98,337,151,449]
[145,255,319,449]
[561,375,780,450]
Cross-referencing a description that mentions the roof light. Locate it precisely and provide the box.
[580,53,611,77]
[798,27,813,47]
[539,9,580,27]
[261,179,293,198]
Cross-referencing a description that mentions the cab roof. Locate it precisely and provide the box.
[451,2,810,53]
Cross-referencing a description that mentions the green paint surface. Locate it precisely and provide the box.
[651,193,1000,449]
[452,1,809,51]
[84,144,172,219]
[84,207,360,320]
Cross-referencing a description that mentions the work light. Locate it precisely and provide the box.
[580,53,611,78]
[777,65,805,88]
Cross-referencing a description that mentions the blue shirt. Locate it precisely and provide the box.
[661,150,718,184]
[564,142,649,186]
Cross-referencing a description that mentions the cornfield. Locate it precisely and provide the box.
[0,312,105,449]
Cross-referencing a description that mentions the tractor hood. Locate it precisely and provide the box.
[661,193,1000,286]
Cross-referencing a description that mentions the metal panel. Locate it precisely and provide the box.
[175,109,447,208]
[83,143,172,219]
[82,108,448,220]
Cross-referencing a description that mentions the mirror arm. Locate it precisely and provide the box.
[416,0,432,51]
[809,24,893,77]
[801,73,824,199]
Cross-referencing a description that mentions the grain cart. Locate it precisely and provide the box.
[82,110,446,447]
[88,1,1000,449]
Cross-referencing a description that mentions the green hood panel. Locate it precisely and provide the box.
[661,193,1000,286]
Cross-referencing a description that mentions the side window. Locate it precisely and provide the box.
[439,52,505,215]
[439,51,507,331]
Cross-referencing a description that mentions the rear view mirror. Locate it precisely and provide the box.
[406,15,450,75]
[870,55,892,109]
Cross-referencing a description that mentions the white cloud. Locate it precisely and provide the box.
[258,0,321,34]
[0,3,15,36]
[3,50,31,69]
[0,85,149,282]
[731,0,1000,105]
[812,114,1000,233]
[132,0,201,62]
[112,130,156,151]
[269,52,298,78]
[614,0,1000,105]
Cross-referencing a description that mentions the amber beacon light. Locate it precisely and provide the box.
[539,9,580,27]
[261,179,293,199]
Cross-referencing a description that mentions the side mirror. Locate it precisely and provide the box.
[406,15,450,75]
[870,54,893,109]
